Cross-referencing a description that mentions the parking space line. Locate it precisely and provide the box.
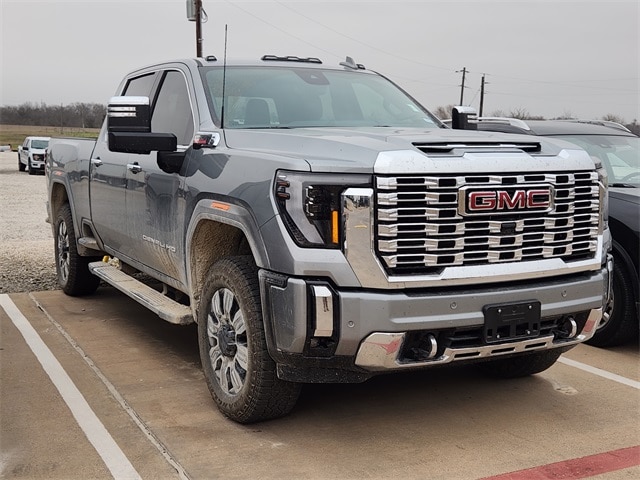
[0,294,142,480]
[558,356,640,389]
[479,445,640,479]
[27,293,191,480]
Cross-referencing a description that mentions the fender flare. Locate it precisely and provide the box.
[185,198,271,292]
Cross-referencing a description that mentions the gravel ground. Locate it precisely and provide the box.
[0,151,59,293]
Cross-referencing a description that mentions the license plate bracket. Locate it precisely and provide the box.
[483,300,541,343]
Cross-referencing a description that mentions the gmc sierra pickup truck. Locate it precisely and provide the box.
[46,55,611,423]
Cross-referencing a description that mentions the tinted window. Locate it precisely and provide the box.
[203,67,440,129]
[556,134,640,185]
[123,73,156,97]
[151,71,194,145]
[31,140,49,149]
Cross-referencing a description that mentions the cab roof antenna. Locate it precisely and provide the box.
[340,56,365,70]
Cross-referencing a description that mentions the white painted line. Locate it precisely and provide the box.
[28,293,191,480]
[0,294,142,480]
[559,356,640,390]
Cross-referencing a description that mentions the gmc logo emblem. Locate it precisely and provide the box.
[461,187,553,215]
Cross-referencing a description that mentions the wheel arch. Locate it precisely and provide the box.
[611,238,639,312]
[186,201,270,317]
[49,181,71,228]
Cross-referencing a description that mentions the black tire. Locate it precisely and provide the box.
[28,157,35,175]
[586,258,638,347]
[18,155,26,172]
[478,349,564,378]
[54,204,100,296]
[198,256,301,423]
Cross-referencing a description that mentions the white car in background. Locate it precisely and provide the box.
[18,136,50,174]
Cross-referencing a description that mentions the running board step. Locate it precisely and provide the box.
[89,262,193,325]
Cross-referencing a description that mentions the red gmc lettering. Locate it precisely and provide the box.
[468,192,496,210]
[497,190,526,209]
[527,189,551,208]
[468,189,551,212]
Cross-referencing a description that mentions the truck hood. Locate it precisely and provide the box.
[610,186,640,203]
[223,127,587,173]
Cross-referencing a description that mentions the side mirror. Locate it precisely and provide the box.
[451,106,478,130]
[108,96,151,132]
[107,96,177,154]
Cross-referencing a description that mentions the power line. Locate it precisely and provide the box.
[273,0,454,73]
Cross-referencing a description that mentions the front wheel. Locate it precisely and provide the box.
[54,204,100,296]
[18,155,26,172]
[198,256,301,423]
[28,157,35,175]
[478,349,565,378]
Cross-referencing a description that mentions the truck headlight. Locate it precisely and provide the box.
[274,171,370,248]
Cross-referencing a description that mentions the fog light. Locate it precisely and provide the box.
[558,316,578,339]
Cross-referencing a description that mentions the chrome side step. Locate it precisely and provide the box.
[89,261,194,325]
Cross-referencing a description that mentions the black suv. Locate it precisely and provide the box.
[470,118,639,347]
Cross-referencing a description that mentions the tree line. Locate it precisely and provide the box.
[0,102,106,129]
[2,102,638,136]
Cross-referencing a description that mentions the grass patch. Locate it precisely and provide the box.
[0,125,100,150]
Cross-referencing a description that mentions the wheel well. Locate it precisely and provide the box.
[610,217,639,281]
[50,183,69,223]
[189,220,253,314]
[612,239,639,309]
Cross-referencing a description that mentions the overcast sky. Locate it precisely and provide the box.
[1,0,639,121]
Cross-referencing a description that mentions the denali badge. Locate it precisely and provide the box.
[459,186,553,215]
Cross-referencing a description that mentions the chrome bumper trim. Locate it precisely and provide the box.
[354,308,602,371]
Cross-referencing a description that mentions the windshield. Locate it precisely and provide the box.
[31,139,49,149]
[202,66,440,129]
[555,134,640,186]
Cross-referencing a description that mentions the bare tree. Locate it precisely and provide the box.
[432,104,454,120]
[602,113,626,124]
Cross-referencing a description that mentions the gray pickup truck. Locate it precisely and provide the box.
[46,55,611,423]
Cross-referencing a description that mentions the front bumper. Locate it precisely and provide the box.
[260,265,609,377]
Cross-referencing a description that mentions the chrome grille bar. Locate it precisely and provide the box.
[376,172,600,273]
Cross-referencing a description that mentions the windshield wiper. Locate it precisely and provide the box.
[610,183,638,188]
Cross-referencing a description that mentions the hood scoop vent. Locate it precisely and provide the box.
[413,141,542,154]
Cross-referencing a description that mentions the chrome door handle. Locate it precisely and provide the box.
[91,157,103,167]
[127,163,142,174]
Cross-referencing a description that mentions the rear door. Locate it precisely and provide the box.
[90,72,158,253]
[123,68,195,283]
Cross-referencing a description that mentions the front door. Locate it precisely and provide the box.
[124,69,195,284]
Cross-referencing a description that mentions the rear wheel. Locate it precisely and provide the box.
[54,204,100,296]
[586,257,638,347]
[198,256,301,423]
[478,349,564,378]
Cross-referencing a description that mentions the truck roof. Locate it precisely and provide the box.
[126,55,374,77]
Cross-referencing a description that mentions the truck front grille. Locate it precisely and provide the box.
[375,172,600,274]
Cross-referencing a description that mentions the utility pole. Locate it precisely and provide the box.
[195,0,203,57]
[479,74,486,117]
[457,67,467,105]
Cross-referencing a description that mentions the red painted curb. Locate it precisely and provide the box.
[479,445,640,480]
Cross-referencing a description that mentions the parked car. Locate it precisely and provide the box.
[466,118,638,347]
[18,136,50,174]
